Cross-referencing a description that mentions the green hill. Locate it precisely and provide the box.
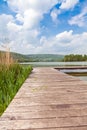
[26,54,64,62]
[0,51,64,62]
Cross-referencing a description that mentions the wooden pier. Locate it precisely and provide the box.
[0,67,87,129]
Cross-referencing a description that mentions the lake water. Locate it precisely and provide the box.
[21,61,87,81]
[60,69,87,73]
[21,61,87,67]
[59,68,87,81]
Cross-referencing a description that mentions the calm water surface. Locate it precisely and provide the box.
[59,68,87,81]
[21,61,87,67]
[21,62,87,81]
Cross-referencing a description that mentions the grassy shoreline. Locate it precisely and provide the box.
[0,64,32,116]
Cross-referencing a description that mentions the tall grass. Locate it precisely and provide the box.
[0,51,32,116]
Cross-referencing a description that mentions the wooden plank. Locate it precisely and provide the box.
[2,108,87,120]
[3,103,87,113]
[0,117,87,129]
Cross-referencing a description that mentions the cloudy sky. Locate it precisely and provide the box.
[0,0,87,54]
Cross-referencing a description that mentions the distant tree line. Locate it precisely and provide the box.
[64,54,87,62]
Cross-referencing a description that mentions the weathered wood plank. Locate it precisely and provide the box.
[3,103,87,113]
[0,117,87,129]
[2,108,87,120]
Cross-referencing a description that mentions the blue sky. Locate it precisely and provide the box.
[0,0,87,54]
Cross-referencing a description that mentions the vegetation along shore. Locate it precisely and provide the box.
[0,52,32,116]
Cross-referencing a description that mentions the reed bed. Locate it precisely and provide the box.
[0,51,32,116]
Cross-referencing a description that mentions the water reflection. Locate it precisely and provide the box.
[60,69,87,73]
[60,69,87,81]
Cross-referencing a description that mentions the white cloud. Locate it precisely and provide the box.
[6,0,59,29]
[0,14,13,36]
[1,14,87,54]
[23,9,42,29]
[1,0,87,54]
[16,14,24,23]
[7,0,58,13]
[0,13,40,53]
[68,7,87,27]
[0,29,86,54]
[50,0,79,24]
[7,22,22,32]
[33,30,87,54]
[60,0,79,10]
[56,30,73,44]
[50,9,61,23]
[0,0,60,53]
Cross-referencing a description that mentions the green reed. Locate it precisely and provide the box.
[0,64,32,116]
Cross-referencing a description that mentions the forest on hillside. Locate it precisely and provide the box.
[64,54,87,62]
